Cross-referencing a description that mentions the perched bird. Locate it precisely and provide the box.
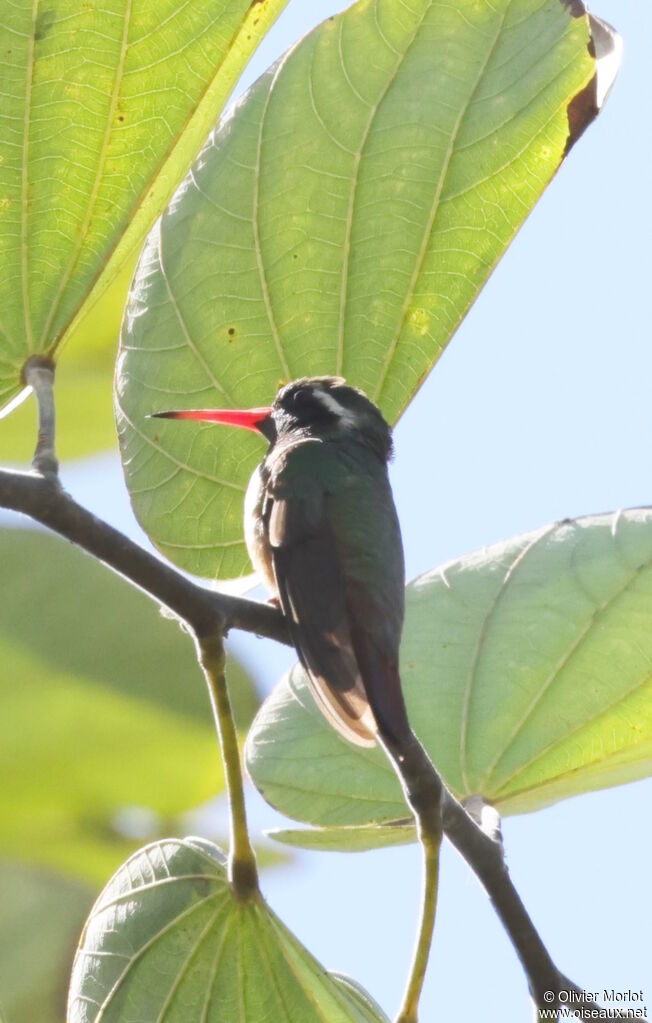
[155,378,441,1023]
[154,376,411,750]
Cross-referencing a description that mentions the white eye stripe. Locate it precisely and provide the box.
[313,388,357,425]
[314,389,344,415]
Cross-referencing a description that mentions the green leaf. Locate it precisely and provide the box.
[68,838,389,1023]
[329,976,391,1022]
[0,529,259,881]
[268,824,415,853]
[0,0,291,410]
[0,260,135,463]
[246,509,652,848]
[246,663,407,838]
[116,0,619,579]
[0,862,93,1023]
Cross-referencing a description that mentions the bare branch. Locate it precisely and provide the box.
[383,729,603,1020]
[0,467,290,645]
[442,790,603,1018]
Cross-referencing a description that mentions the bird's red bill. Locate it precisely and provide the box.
[152,407,272,432]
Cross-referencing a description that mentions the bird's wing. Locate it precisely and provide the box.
[264,439,409,748]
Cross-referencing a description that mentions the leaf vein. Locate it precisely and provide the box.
[459,524,556,791]
[372,0,514,404]
[336,0,433,376]
[253,58,292,381]
[485,554,652,790]
[38,0,133,349]
[20,0,39,352]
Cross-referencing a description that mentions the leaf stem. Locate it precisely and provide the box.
[382,734,442,1023]
[397,830,440,1023]
[195,631,258,899]
[23,356,58,476]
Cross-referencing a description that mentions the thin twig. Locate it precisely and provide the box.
[195,632,258,898]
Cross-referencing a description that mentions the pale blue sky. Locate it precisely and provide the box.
[7,0,652,1019]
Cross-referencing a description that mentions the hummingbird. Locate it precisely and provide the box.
[153,376,412,750]
[154,377,441,1023]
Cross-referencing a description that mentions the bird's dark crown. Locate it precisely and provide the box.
[271,377,393,462]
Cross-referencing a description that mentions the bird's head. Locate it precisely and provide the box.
[152,376,393,462]
[272,377,393,459]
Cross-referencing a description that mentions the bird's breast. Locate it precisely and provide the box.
[243,463,277,594]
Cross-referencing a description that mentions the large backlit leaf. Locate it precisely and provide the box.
[68,838,389,1023]
[246,509,652,849]
[0,0,290,411]
[116,0,619,579]
[0,530,259,881]
[0,862,93,1023]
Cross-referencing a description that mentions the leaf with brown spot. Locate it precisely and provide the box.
[117,0,621,580]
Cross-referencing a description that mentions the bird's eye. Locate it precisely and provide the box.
[292,388,309,406]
